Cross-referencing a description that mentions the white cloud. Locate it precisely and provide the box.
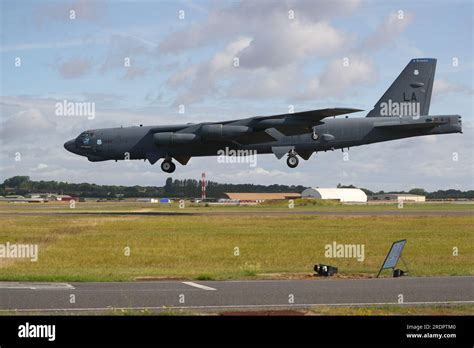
[226,64,300,99]
[159,0,360,54]
[237,19,349,69]
[360,11,415,51]
[172,37,252,104]
[298,56,377,100]
[159,3,415,104]
[433,79,472,97]
[34,163,49,171]
[0,109,56,142]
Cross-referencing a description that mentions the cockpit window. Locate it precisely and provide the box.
[76,131,93,147]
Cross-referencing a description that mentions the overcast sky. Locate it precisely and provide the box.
[1,0,473,191]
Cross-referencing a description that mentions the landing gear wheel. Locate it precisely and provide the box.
[311,132,319,140]
[287,155,299,168]
[161,160,176,173]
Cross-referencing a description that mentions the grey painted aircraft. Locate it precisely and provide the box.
[65,58,462,173]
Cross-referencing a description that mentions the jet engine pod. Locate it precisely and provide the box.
[153,132,199,145]
[201,124,251,139]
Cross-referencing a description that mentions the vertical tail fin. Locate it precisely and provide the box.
[366,58,436,117]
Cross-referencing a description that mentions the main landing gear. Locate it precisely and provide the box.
[161,158,176,173]
[286,151,299,168]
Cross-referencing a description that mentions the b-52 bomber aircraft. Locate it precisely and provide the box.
[65,58,462,173]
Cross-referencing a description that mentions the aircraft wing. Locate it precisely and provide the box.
[220,107,363,125]
[250,107,363,122]
[227,107,363,142]
[151,107,363,147]
[211,107,362,144]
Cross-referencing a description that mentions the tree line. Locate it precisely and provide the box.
[1,176,473,199]
[1,176,306,199]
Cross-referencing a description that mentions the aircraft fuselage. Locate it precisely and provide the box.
[64,114,462,165]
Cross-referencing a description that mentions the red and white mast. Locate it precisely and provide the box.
[201,172,206,200]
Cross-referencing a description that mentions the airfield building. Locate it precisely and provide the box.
[136,198,159,203]
[53,194,74,202]
[370,193,426,202]
[0,195,45,203]
[223,192,301,203]
[301,188,367,203]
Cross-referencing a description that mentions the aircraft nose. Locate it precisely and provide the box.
[64,139,75,152]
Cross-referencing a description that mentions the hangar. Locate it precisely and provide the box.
[301,188,367,203]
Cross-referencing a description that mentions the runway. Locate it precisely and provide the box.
[0,209,472,217]
[0,276,472,313]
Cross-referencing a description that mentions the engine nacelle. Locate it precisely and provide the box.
[321,133,335,141]
[201,124,250,139]
[153,132,199,145]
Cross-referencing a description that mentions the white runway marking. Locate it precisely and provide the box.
[182,282,217,291]
[0,282,75,290]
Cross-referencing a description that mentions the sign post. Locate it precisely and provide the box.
[377,239,408,278]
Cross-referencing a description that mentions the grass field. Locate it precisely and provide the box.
[1,199,473,212]
[3,304,472,316]
[0,201,472,281]
[308,304,474,316]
